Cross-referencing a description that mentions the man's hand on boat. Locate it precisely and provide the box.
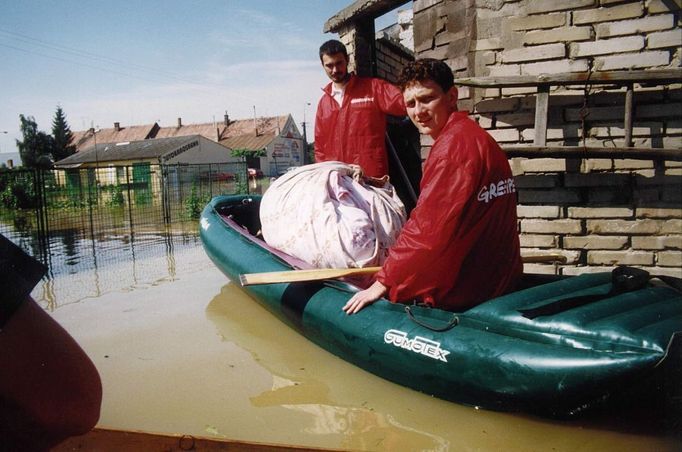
[343,280,388,314]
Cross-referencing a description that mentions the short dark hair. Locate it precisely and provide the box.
[397,59,454,93]
[319,39,348,61]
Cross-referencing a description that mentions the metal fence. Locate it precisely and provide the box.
[0,162,250,262]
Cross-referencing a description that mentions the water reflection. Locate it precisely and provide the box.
[0,173,275,308]
[205,283,451,451]
[3,222,204,309]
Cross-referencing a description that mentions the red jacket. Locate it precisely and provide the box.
[315,74,406,178]
[377,112,523,311]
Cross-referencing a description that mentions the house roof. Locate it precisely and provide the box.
[220,133,276,151]
[223,115,288,138]
[324,0,405,33]
[154,122,222,141]
[68,114,294,154]
[155,115,288,139]
[72,124,158,152]
[56,135,205,166]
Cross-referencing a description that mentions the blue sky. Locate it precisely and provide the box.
[0,0,400,155]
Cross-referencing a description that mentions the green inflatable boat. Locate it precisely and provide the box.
[200,195,681,417]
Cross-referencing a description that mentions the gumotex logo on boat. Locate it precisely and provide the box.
[384,329,450,362]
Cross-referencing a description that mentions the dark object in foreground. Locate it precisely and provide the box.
[200,195,682,418]
[0,234,102,450]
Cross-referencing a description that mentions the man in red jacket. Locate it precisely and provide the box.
[343,58,522,314]
[314,40,406,178]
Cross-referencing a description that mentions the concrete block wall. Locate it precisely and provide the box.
[412,0,680,148]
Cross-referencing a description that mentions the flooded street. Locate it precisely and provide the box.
[38,238,680,451]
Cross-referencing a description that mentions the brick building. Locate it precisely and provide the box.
[325,0,682,277]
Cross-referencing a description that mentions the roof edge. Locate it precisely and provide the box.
[324,0,409,33]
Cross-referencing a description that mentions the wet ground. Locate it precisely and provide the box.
[41,243,681,451]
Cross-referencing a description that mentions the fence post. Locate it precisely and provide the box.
[125,165,134,228]
[33,169,49,261]
[86,168,95,241]
[161,164,171,224]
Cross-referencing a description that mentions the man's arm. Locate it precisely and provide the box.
[374,78,407,117]
[314,100,327,164]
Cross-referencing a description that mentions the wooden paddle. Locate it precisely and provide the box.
[239,254,567,286]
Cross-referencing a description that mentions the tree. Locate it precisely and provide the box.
[51,106,76,162]
[16,115,54,169]
[230,148,266,161]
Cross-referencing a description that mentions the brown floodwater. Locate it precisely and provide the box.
[44,247,680,451]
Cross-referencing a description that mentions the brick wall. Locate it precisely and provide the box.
[376,36,414,83]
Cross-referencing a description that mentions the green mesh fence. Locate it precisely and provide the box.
[0,162,250,263]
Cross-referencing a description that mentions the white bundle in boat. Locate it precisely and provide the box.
[260,161,406,269]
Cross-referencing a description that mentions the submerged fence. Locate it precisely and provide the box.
[0,162,250,263]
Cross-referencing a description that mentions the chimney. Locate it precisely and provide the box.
[114,122,120,132]
[177,117,182,128]
[253,105,258,136]
[224,112,229,126]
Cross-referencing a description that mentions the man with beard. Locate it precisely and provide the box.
[314,39,406,179]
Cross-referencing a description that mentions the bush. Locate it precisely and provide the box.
[0,175,38,209]
[234,172,248,195]
[184,183,210,219]
[107,184,125,206]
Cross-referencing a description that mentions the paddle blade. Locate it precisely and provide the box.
[239,267,381,286]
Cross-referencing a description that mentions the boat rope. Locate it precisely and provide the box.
[405,305,459,332]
